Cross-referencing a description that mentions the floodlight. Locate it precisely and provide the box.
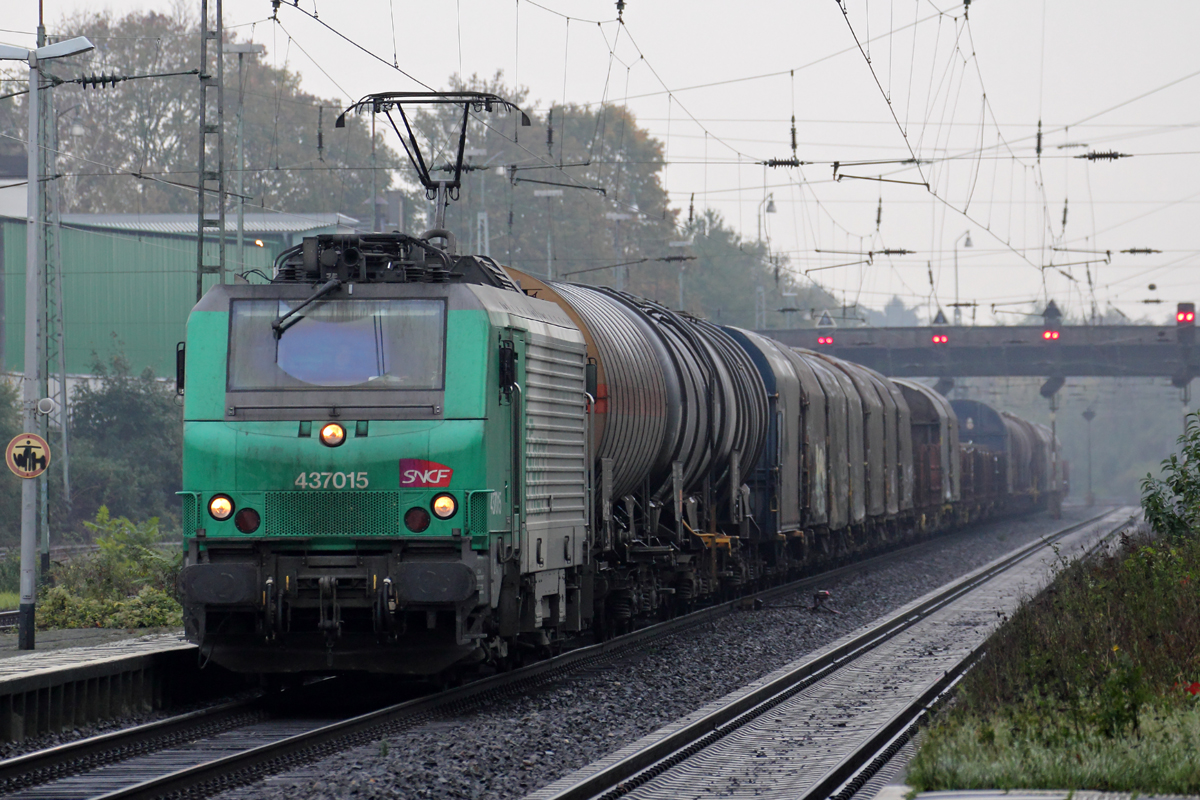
[36,37,95,60]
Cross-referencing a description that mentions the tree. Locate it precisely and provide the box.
[3,6,405,222]
[49,350,183,535]
[669,209,837,328]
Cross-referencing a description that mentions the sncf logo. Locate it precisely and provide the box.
[399,459,453,488]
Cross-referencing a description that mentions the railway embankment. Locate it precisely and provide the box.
[908,421,1200,794]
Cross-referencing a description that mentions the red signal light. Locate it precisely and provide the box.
[1178,303,1196,342]
[931,334,948,344]
[1042,330,1060,340]
[817,336,834,345]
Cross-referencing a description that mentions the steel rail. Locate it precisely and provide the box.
[813,507,1141,800]
[0,700,264,794]
[533,507,1132,800]
[0,509,1095,800]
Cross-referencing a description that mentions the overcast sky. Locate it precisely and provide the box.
[6,0,1199,324]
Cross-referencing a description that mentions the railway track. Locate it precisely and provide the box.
[528,507,1137,800]
[0,510,1119,800]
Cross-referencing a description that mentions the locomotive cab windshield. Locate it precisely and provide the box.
[228,297,446,391]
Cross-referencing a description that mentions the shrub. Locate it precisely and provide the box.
[37,506,182,630]
[111,586,182,628]
[1140,410,1200,538]
[36,585,118,629]
[0,556,19,595]
[52,506,179,600]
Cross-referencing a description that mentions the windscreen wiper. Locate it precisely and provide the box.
[272,278,342,339]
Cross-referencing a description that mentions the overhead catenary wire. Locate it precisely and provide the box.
[264,0,1133,309]
[13,0,1191,322]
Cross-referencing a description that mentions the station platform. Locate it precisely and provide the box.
[0,630,196,742]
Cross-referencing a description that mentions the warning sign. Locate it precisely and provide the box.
[5,433,50,480]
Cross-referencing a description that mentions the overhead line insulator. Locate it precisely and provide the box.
[1076,150,1132,161]
[762,157,806,168]
[78,73,126,90]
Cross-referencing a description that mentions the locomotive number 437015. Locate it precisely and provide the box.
[294,471,369,489]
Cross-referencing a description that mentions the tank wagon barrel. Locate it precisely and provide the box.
[511,272,767,539]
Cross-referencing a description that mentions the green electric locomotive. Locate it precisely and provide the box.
[179,233,591,674]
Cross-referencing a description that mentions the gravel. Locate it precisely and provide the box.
[214,507,1099,800]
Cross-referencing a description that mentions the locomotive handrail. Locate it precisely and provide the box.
[584,390,596,553]
[510,382,523,547]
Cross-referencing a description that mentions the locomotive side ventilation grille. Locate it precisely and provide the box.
[180,493,198,534]
[468,492,490,535]
[522,333,588,528]
[264,491,399,536]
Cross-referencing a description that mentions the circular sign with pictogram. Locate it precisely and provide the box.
[5,433,51,479]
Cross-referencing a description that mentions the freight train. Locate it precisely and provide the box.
[176,231,1063,676]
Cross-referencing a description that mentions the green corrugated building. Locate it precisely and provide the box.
[0,212,358,378]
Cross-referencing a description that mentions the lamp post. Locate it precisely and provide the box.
[756,194,776,328]
[605,212,632,290]
[953,230,972,325]
[669,239,693,309]
[224,43,265,272]
[0,35,95,651]
[757,193,776,243]
[534,189,563,280]
[1082,407,1096,507]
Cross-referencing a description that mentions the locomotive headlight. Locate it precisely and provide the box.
[319,422,346,447]
[208,494,234,521]
[431,493,458,520]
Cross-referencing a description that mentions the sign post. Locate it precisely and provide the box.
[6,433,51,649]
[0,33,95,652]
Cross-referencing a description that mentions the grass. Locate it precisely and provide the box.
[907,526,1200,793]
[0,591,17,611]
[912,702,1200,792]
